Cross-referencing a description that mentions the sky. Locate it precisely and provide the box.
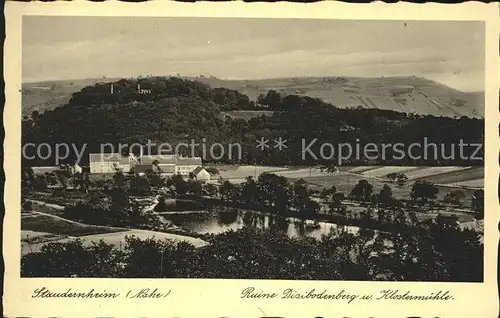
[23,16,485,92]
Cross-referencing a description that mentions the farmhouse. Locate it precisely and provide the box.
[192,166,211,182]
[89,153,130,173]
[89,153,203,176]
[176,156,202,175]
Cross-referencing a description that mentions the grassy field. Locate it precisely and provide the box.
[348,166,378,173]
[453,179,484,188]
[29,201,65,216]
[21,214,120,237]
[359,166,420,178]
[343,165,484,188]
[217,165,290,180]
[214,164,482,191]
[21,230,63,244]
[400,166,473,180]
[301,173,477,203]
[417,167,484,184]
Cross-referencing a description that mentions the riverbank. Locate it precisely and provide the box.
[173,196,478,235]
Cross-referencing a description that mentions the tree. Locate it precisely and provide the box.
[471,189,484,219]
[22,167,35,190]
[350,180,373,201]
[408,210,419,225]
[33,175,48,191]
[444,190,466,206]
[171,173,188,195]
[187,180,203,197]
[77,172,90,193]
[256,93,267,106]
[220,180,238,201]
[330,192,346,214]
[31,110,40,120]
[129,175,152,196]
[320,165,338,174]
[154,196,168,212]
[257,173,290,212]
[387,173,408,186]
[54,168,68,189]
[387,173,397,183]
[204,183,218,197]
[205,167,219,175]
[145,166,164,188]
[291,179,317,215]
[410,180,439,202]
[320,185,337,201]
[263,90,282,110]
[22,199,32,213]
[281,94,305,110]
[113,171,127,189]
[378,184,393,205]
[377,208,387,223]
[241,176,259,204]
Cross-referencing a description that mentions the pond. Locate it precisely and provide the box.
[159,209,361,239]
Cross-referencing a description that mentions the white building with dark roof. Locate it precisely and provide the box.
[192,166,211,182]
[90,152,202,176]
[89,153,130,173]
[176,156,202,175]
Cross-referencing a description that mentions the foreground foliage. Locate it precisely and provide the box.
[22,216,483,282]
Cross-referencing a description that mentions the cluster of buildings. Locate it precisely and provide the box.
[89,153,210,181]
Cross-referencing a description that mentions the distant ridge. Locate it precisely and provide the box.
[22,76,483,118]
[189,76,484,118]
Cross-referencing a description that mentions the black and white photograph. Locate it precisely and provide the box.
[20,16,486,282]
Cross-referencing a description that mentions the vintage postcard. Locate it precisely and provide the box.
[3,1,499,317]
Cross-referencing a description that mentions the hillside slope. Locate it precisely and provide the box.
[190,76,484,118]
[22,78,123,117]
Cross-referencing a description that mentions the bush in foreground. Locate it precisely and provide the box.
[21,219,483,282]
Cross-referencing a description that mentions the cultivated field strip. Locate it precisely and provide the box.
[401,166,472,180]
[360,166,419,178]
[417,167,484,184]
[348,166,377,173]
[451,179,484,189]
[218,166,289,179]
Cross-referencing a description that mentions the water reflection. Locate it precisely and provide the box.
[163,210,360,239]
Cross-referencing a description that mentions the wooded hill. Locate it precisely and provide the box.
[22,76,484,167]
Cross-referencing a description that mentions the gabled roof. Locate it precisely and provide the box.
[89,153,121,162]
[142,155,176,165]
[133,164,152,173]
[157,164,175,173]
[192,166,204,175]
[119,158,130,164]
[177,157,202,165]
